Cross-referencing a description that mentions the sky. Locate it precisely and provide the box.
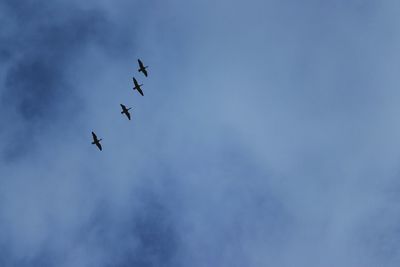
[1,0,400,266]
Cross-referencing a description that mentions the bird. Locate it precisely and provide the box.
[91,131,102,151]
[120,104,132,120]
[137,59,148,77]
[132,77,144,96]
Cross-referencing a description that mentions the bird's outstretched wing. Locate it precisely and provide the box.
[120,104,126,110]
[138,59,144,68]
[133,77,138,86]
[96,142,102,151]
[92,131,97,140]
[137,87,144,96]
[142,68,148,77]
[126,111,131,120]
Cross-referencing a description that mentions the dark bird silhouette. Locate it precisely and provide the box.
[133,77,144,96]
[138,59,148,77]
[91,131,102,151]
[120,104,132,120]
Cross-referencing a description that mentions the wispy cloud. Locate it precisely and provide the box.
[1,0,400,266]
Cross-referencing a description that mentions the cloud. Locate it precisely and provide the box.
[0,0,123,161]
[2,0,400,266]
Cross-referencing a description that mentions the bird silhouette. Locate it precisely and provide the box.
[138,59,148,77]
[132,77,144,96]
[91,131,102,151]
[120,104,132,120]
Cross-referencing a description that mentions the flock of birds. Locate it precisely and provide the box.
[91,59,148,151]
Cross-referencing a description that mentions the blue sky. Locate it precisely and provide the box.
[1,0,400,266]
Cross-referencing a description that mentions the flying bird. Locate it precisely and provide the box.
[132,77,144,96]
[120,104,132,120]
[91,131,102,151]
[137,59,148,77]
